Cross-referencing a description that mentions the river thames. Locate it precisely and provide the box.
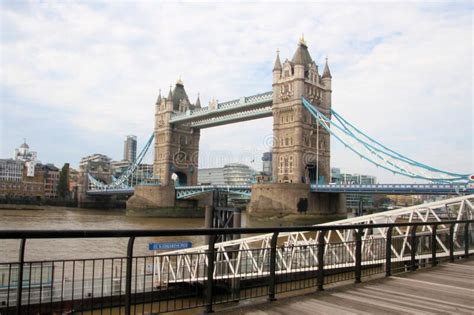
[0,207,342,263]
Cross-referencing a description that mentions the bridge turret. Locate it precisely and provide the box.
[155,89,162,106]
[166,86,174,110]
[272,50,282,82]
[321,57,332,112]
[195,93,201,108]
[291,35,313,100]
[322,57,332,90]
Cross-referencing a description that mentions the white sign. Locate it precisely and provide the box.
[26,161,36,177]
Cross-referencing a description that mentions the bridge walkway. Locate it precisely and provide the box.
[218,258,474,315]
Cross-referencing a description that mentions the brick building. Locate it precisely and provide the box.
[43,164,60,198]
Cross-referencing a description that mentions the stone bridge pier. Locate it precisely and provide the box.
[248,183,346,216]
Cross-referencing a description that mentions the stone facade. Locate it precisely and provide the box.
[248,183,345,216]
[127,184,175,209]
[272,37,331,184]
[126,184,206,217]
[248,38,341,216]
[154,80,200,186]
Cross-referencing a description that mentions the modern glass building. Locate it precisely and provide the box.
[198,167,225,185]
[331,168,377,211]
[262,152,272,176]
[123,135,137,162]
[198,163,255,185]
[223,163,255,185]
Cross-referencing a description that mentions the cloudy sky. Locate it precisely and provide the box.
[1,1,472,183]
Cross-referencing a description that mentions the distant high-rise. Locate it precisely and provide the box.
[262,152,272,176]
[123,135,137,162]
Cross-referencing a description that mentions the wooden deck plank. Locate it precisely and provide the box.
[218,259,474,315]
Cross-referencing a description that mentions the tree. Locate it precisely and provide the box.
[57,163,70,198]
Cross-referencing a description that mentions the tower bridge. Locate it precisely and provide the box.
[83,37,472,214]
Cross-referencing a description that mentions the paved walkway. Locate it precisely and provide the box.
[220,259,474,314]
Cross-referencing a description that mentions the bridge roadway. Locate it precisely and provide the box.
[86,183,474,196]
[217,258,474,315]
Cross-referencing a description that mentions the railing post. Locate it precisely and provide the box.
[205,235,216,313]
[15,238,26,315]
[410,225,417,271]
[465,222,470,258]
[317,230,326,291]
[125,237,135,315]
[385,227,393,277]
[355,228,362,283]
[431,224,437,266]
[449,223,455,262]
[268,232,279,301]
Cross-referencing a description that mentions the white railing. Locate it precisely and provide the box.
[152,195,473,284]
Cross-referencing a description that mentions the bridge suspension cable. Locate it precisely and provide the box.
[301,97,469,183]
[87,133,155,191]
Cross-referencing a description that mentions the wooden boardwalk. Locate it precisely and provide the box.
[218,259,474,314]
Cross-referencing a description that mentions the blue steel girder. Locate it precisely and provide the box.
[169,91,273,128]
[86,188,134,195]
[86,183,472,196]
[175,185,252,199]
[311,184,473,195]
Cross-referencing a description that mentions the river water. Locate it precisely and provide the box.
[0,207,342,263]
[0,207,345,313]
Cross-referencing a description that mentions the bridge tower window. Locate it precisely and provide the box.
[289,156,294,174]
[279,156,284,174]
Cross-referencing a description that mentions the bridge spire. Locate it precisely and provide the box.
[292,36,313,67]
[322,57,332,79]
[167,85,173,99]
[273,50,282,71]
[155,89,162,105]
[195,93,201,108]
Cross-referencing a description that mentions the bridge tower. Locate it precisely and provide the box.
[249,37,344,216]
[154,80,201,186]
[127,80,204,215]
[272,36,331,184]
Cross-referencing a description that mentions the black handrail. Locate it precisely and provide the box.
[0,220,472,239]
[1,219,471,314]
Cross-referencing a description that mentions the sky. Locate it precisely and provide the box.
[0,0,472,183]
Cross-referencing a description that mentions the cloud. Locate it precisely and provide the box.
[0,1,472,183]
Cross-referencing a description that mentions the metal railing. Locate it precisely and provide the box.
[0,220,472,314]
[311,183,473,194]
